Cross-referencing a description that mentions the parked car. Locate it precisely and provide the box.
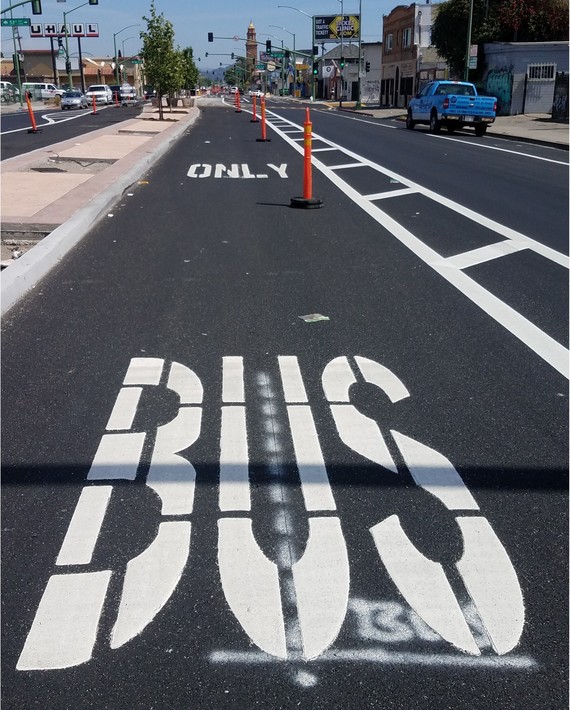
[108,84,137,102]
[84,84,113,105]
[248,88,263,98]
[60,90,89,110]
[406,81,497,137]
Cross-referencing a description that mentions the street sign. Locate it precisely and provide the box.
[468,56,477,69]
[1,18,31,27]
[255,63,265,70]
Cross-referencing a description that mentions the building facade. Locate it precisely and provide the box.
[381,2,447,107]
[1,48,142,95]
[483,41,569,115]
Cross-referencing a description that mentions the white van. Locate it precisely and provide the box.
[22,82,65,100]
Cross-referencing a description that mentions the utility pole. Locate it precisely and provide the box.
[463,0,474,81]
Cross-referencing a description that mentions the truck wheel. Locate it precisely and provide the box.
[429,111,441,134]
[406,111,415,130]
[475,125,487,137]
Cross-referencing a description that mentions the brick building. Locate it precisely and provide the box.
[381,2,447,107]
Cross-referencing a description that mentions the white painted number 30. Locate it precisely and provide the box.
[16,356,524,670]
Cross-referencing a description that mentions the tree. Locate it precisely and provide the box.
[431,0,569,77]
[140,1,181,120]
[180,47,200,92]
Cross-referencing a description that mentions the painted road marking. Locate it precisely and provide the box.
[219,406,250,511]
[320,109,568,164]
[186,163,288,179]
[111,521,192,649]
[439,239,529,269]
[56,486,112,566]
[264,110,569,378]
[18,356,527,670]
[427,133,569,165]
[17,571,112,670]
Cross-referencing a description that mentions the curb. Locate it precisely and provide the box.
[1,110,199,317]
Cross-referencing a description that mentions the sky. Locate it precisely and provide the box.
[1,0,397,71]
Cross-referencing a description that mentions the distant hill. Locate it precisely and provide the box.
[201,65,228,83]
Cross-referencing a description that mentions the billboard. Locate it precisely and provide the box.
[29,23,99,38]
[314,15,360,42]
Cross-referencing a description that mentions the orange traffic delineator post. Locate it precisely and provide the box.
[235,90,241,113]
[114,91,120,107]
[255,96,271,142]
[91,93,98,115]
[291,107,322,208]
[25,93,41,134]
[250,94,259,122]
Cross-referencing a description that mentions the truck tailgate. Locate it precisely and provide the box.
[446,95,495,117]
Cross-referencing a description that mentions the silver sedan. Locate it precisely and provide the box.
[60,90,89,110]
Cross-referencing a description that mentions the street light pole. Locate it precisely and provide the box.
[63,1,90,90]
[113,24,140,85]
[464,0,474,81]
[269,25,295,96]
[338,0,344,107]
[259,34,283,95]
[122,37,135,58]
[277,5,316,100]
[355,0,362,109]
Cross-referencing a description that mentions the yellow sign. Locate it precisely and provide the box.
[328,15,360,40]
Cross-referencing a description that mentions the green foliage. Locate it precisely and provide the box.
[140,1,180,118]
[431,0,569,76]
[224,56,248,88]
[180,47,200,90]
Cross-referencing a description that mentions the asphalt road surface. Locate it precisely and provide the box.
[2,99,568,709]
[0,102,144,161]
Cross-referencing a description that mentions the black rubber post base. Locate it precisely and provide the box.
[235,109,242,113]
[290,197,323,209]
[27,128,42,134]
[256,138,271,142]
[250,118,259,122]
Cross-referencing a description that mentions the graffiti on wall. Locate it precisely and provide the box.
[485,66,513,116]
[552,72,569,121]
[361,80,380,105]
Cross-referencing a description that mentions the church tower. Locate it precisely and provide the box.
[246,20,257,73]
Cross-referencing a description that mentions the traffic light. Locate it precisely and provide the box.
[65,60,72,74]
[313,46,318,56]
[366,61,371,72]
[205,52,208,57]
[58,37,64,49]
[31,0,42,14]
[207,32,213,42]
[266,40,271,52]
[340,56,345,69]
[313,63,318,76]
[88,0,99,4]
[231,52,234,60]
[284,50,290,59]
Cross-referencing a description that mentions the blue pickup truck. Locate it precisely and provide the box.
[406,81,497,137]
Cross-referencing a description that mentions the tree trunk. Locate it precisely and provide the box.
[157,92,164,121]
